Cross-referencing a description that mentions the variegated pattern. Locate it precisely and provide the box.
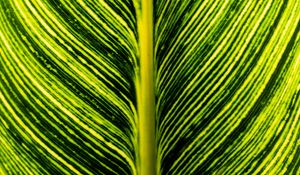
[0,0,139,174]
[155,0,300,174]
[1,0,300,174]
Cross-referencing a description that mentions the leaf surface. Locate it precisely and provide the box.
[0,0,139,174]
[1,0,300,174]
[155,0,300,174]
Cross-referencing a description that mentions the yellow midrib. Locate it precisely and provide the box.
[136,0,156,174]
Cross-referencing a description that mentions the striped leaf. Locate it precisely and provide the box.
[155,0,300,174]
[1,0,300,174]
[0,0,139,174]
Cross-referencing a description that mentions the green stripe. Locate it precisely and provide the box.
[0,0,139,174]
[1,0,300,174]
[155,0,300,174]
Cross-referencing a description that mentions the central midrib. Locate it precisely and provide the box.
[136,0,156,175]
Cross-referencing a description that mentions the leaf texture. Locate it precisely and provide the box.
[155,0,300,174]
[0,0,139,174]
[1,0,300,174]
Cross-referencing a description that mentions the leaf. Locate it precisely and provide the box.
[1,0,300,174]
[155,0,300,174]
[0,0,139,174]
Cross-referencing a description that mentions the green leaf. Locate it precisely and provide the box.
[0,0,139,174]
[1,0,300,174]
[155,0,300,174]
